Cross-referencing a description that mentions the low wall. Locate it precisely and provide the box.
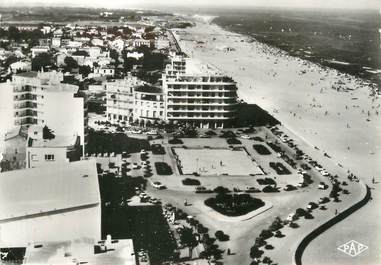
[294,183,371,265]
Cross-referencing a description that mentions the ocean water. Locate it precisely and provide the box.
[210,8,381,86]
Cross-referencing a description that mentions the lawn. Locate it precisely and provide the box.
[269,162,291,175]
[253,144,271,155]
[205,193,265,216]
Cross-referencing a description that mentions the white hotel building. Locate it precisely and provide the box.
[106,54,238,128]
[162,54,238,128]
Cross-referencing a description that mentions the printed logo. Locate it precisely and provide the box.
[337,240,368,257]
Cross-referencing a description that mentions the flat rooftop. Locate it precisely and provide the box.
[0,159,100,221]
[28,135,79,148]
[185,58,223,76]
[24,239,136,265]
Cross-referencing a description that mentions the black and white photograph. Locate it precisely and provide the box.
[0,0,380,264]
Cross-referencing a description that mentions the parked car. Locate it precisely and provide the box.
[287,213,297,222]
[283,184,297,191]
[131,163,139,169]
[297,182,307,188]
[240,134,250,139]
[151,181,166,190]
[318,182,328,190]
[147,130,158,135]
[318,197,330,204]
[307,202,318,210]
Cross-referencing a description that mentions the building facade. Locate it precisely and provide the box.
[162,55,238,128]
[7,71,87,148]
[106,75,142,123]
[26,125,82,168]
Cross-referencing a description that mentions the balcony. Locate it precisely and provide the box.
[167,101,238,106]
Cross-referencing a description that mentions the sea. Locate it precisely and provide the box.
[169,7,381,86]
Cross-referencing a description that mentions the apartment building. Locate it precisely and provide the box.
[106,75,143,123]
[133,84,165,124]
[162,55,238,128]
[7,71,87,147]
[26,125,82,168]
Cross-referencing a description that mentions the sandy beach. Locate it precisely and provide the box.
[174,17,381,264]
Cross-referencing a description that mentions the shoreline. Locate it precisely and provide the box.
[208,16,381,86]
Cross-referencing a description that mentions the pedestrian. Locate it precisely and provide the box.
[335,209,338,215]
[227,248,231,255]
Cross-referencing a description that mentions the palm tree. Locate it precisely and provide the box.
[263,256,273,265]
[179,227,198,259]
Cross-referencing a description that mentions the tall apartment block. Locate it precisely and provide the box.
[162,54,238,128]
[6,71,87,149]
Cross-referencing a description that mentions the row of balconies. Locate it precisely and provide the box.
[167,95,235,100]
[14,94,38,101]
[167,108,236,113]
[167,85,236,91]
[107,105,134,111]
[14,102,38,110]
[167,115,233,120]
[108,98,135,104]
[167,101,237,106]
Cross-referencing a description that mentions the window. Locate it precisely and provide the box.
[45,154,55,161]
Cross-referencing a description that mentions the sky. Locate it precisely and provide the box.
[2,0,381,10]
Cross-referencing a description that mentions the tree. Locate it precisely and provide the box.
[254,237,266,248]
[142,52,167,71]
[64,56,78,71]
[43,125,55,140]
[250,246,264,259]
[269,217,283,231]
[109,49,119,62]
[32,52,53,71]
[262,256,273,265]
[259,229,273,240]
[179,227,198,259]
[122,57,138,72]
[3,55,18,69]
[8,26,20,41]
[214,186,230,194]
[79,65,92,77]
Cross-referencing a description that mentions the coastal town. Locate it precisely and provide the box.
[0,4,380,265]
